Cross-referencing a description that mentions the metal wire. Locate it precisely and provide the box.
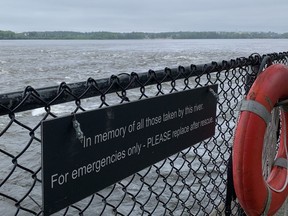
[0,52,287,215]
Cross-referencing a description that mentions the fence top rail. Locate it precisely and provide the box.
[0,52,287,116]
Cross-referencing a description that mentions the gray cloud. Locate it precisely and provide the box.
[1,0,287,32]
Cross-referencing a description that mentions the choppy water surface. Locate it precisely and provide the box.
[0,39,287,94]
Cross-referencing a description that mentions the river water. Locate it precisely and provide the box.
[0,39,287,94]
[0,39,287,215]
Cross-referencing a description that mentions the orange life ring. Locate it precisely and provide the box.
[233,64,288,215]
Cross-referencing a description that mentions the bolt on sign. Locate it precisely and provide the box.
[42,84,218,215]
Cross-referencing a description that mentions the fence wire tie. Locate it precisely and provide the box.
[209,87,219,101]
[72,113,84,142]
[28,195,41,210]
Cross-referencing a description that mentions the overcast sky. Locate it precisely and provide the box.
[1,0,287,33]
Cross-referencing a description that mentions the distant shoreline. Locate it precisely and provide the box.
[0,30,287,40]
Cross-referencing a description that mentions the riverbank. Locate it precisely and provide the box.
[1,30,288,40]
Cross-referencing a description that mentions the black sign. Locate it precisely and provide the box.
[42,85,218,215]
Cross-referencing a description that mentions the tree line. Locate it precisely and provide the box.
[0,30,288,40]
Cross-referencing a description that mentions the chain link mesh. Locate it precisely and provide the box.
[0,52,288,215]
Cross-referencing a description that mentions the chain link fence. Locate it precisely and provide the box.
[0,52,287,216]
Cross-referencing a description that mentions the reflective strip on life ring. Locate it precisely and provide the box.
[233,64,288,216]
